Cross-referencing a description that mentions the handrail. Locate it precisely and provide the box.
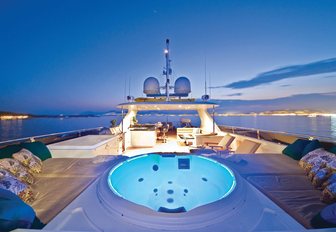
[219,124,335,144]
[1,123,334,149]
[0,127,105,147]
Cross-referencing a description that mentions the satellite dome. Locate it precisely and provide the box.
[174,76,191,96]
[143,77,160,95]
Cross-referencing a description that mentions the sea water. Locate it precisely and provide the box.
[1,115,335,142]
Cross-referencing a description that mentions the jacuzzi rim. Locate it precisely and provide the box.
[107,153,237,212]
[97,154,245,230]
[107,155,149,198]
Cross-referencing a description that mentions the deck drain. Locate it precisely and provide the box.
[167,189,174,194]
[153,165,159,171]
[167,198,174,203]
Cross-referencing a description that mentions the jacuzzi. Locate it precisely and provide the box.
[44,153,304,231]
[107,154,236,213]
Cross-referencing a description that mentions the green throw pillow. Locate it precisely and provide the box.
[282,139,311,160]
[302,140,323,156]
[20,142,52,161]
[0,145,22,159]
[329,146,336,155]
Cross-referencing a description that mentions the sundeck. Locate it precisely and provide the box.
[1,40,336,231]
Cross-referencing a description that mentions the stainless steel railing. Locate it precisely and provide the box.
[219,125,335,145]
[0,123,334,149]
[0,127,106,148]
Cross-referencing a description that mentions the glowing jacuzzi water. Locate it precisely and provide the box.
[108,154,236,213]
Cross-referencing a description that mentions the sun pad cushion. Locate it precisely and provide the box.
[31,156,126,224]
[224,154,327,229]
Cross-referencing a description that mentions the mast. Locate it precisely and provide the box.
[164,39,171,101]
[209,73,212,98]
[204,57,207,95]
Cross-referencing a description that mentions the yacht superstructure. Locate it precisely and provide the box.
[1,40,335,232]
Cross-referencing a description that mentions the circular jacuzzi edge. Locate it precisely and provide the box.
[196,155,236,200]
[107,154,237,213]
[97,154,249,230]
[107,154,150,198]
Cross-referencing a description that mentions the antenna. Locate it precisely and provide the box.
[124,79,127,101]
[126,77,134,102]
[201,56,210,101]
[209,73,212,98]
[128,77,131,96]
[164,39,171,101]
[204,57,207,95]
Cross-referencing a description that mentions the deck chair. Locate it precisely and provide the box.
[205,134,235,151]
[234,139,261,154]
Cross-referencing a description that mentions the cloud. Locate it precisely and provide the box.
[225,93,243,96]
[212,92,336,113]
[211,58,336,89]
[323,75,336,79]
[280,84,291,87]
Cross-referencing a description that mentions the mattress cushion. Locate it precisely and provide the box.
[30,155,126,224]
[224,153,328,228]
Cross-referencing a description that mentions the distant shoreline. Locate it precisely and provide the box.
[1,112,335,120]
[0,114,112,120]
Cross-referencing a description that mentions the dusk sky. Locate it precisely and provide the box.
[1,0,336,114]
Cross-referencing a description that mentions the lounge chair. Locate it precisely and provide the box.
[191,138,261,157]
[204,134,235,151]
[191,134,234,156]
[235,139,261,154]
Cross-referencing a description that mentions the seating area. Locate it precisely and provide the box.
[223,153,326,228]
[202,134,235,150]
[191,134,261,156]
[235,139,261,154]
[31,155,126,224]
[1,136,336,230]
[221,138,336,229]
[0,142,127,230]
[176,127,201,146]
